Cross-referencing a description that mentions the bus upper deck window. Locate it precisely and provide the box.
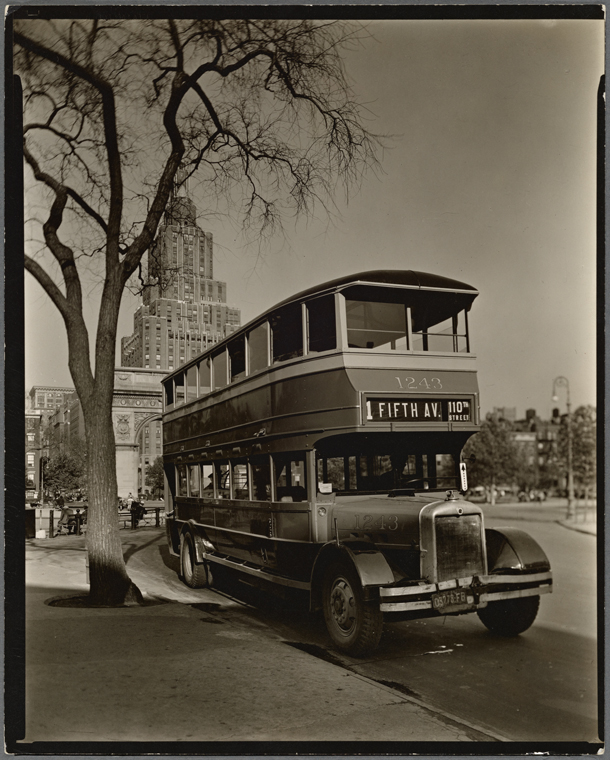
[164,381,174,409]
[175,373,185,406]
[411,306,469,353]
[248,322,269,374]
[186,366,197,402]
[345,299,407,351]
[271,303,303,363]
[199,357,211,395]
[212,349,228,389]
[229,336,246,383]
[307,295,336,353]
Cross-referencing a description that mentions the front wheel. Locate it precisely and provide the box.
[477,595,540,636]
[322,560,383,656]
[180,532,208,589]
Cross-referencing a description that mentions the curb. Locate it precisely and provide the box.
[556,520,596,536]
[347,672,509,742]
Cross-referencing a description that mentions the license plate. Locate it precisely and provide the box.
[431,589,476,614]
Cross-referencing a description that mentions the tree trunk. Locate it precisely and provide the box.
[84,396,143,606]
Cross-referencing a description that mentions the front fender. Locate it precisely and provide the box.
[342,543,395,587]
[485,527,551,573]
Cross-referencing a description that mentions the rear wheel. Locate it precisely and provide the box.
[322,560,383,656]
[477,595,540,636]
[180,532,208,589]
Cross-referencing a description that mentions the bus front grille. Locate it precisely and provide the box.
[435,514,485,582]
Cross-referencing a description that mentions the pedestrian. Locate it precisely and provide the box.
[130,499,146,528]
[56,505,76,535]
[126,492,134,508]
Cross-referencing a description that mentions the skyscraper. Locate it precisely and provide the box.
[121,177,240,371]
[120,175,241,490]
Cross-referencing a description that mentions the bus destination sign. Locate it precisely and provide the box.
[366,398,472,422]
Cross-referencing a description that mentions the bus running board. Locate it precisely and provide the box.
[203,551,311,591]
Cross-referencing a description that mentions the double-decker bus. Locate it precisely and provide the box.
[162,270,552,655]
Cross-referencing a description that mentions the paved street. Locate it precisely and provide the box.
[125,502,599,743]
[22,500,600,746]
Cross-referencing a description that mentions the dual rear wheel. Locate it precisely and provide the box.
[180,532,209,589]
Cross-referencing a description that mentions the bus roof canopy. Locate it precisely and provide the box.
[271,269,478,312]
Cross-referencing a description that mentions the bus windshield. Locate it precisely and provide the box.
[316,443,460,494]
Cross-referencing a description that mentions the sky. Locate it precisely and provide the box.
[24,17,603,419]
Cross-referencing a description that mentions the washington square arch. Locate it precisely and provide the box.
[112,368,166,497]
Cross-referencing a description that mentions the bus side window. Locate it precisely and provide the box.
[317,456,345,491]
[212,349,228,389]
[251,457,271,501]
[215,462,230,498]
[274,455,307,502]
[188,464,200,497]
[456,310,469,352]
[165,464,176,502]
[202,463,214,492]
[177,464,188,496]
[307,295,336,353]
[199,358,211,395]
[271,303,303,363]
[186,366,198,402]
[175,373,186,406]
[232,462,249,500]
[164,380,174,410]
[229,335,246,383]
[248,322,269,375]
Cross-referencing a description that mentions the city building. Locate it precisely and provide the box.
[121,179,240,371]
[26,385,77,501]
[28,385,76,414]
[25,411,43,501]
[507,408,560,490]
[25,178,241,499]
[119,174,241,491]
[492,406,517,424]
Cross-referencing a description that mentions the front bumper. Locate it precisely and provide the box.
[379,571,552,613]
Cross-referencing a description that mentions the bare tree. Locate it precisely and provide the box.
[15,18,379,605]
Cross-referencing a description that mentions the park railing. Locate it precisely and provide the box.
[39,504,166,537]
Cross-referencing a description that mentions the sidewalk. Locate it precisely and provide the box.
[557,514,597,536]
[478,497,597,537]
[20,530,502,746]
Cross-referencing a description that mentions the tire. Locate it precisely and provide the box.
[180,532,208,589]
[322,560,383,656]
[477,595,540,637]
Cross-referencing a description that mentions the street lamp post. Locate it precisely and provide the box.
[552,376,575,519]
